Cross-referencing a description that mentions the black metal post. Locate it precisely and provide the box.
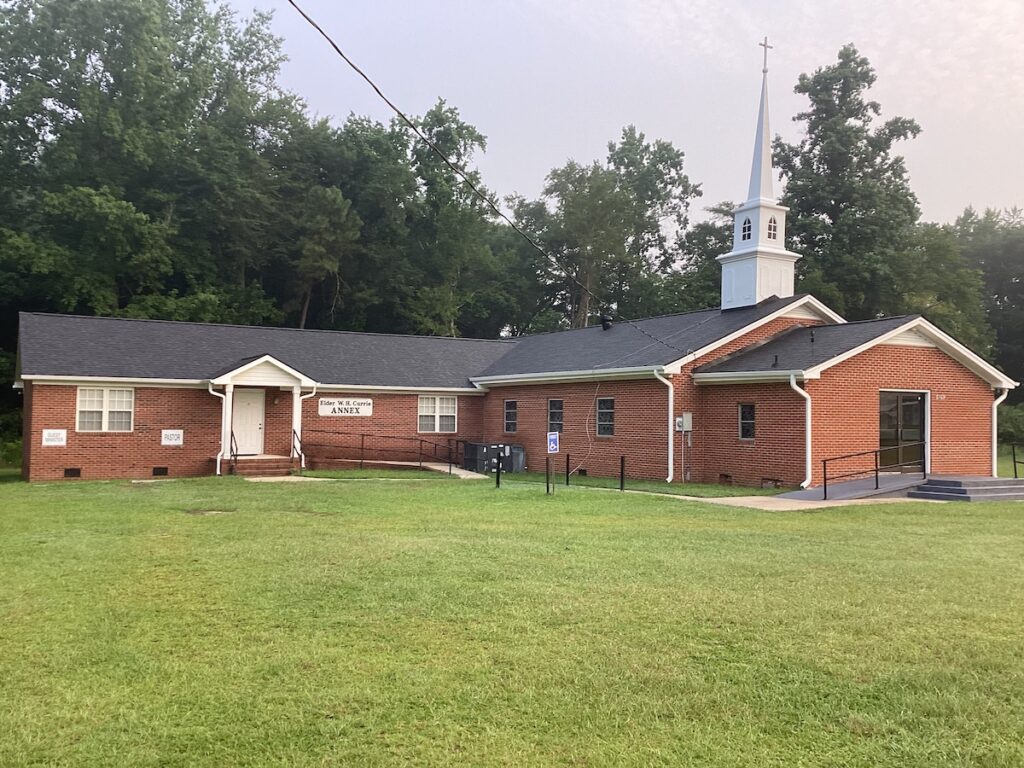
[619,456,625,491]
[822,460,828,500]
[546,456,551,495]
[565,453,570,486]
[874,451,879,490]
[495,451,502,489]
[419,440,423,469]
[360,434,365,469]
[1015,444,1019,479]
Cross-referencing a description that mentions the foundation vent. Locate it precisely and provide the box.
[63,468,81,479]
[152,467,169,477]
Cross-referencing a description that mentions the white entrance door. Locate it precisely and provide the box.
[232,389,265,455]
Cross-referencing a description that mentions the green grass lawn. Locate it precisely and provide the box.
[510,470,784,497]
[2,477,1023,766]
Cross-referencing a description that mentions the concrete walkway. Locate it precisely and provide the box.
[543,483,941,511]
[246,461,488,482]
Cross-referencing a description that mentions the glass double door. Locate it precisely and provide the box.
[879,392,925,472]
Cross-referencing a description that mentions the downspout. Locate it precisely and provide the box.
[653,369,675,483]
[789,374,812,489]
[208,382,226,476]
[993,387,1008,477]
[297,384,319,469]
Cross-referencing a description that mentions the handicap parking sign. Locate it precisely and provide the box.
[547,431,559,454]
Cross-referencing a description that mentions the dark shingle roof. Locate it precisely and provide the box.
[474,295,808,378]
[17,295,817,387]
[693,316,916,374]
[18,313,514,388]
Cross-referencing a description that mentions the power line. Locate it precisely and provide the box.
[284,0,689,355]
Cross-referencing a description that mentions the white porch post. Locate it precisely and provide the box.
[291,386,302,462]
[223,383,234,460]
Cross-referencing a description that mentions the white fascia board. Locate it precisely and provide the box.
[20,374,208,388]
[804,316,1019,389]
[471,366,660,387]
[211,354,315,387]
[316,384,485,395]
[692,370,810,385]
[662,296,845,374]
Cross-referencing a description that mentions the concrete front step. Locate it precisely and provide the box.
[909,487,1024,502]
[924,477,1024,489]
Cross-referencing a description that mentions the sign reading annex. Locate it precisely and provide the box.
[318,397,373,417]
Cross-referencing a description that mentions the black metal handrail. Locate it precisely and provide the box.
[300,429,462,472]
[822,441,926,499]
[229,430,239,474]
[292,429,304,470]
[1012,445,1024,479]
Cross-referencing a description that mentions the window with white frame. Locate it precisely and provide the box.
[504,400,518,433]
[418,395,457,433]
[596,398,614,437]
[738,403,756,440]
[741,217,752,241]
[548,399,564,433]
[767,216,778,239]
[77,387,134,432]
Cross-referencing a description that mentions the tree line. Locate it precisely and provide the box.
[1,0,1022,451]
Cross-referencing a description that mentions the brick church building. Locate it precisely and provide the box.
[14,66,1017,487]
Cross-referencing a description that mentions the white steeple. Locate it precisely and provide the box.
[717,37,801,310]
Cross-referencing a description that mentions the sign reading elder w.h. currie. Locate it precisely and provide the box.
[318,397,373,417]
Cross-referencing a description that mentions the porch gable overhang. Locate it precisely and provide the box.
[210,354,317,388]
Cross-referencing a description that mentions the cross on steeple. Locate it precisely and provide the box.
[759,36,773,73]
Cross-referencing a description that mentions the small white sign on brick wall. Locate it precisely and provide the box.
[161,429,184,446]
[41,429,67,447]
[318,398,373,417]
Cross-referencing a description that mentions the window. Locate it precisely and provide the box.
[596,398,615,437]
[767,216,778,240]
[738,403,756,440]
[77,387,134,432]
[741,217,752,241]
[548,399,564,433]
[418,395,457,433]
[504,400,518,433]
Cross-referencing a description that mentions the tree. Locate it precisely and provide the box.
[956,207,1024,398]
[515,127,699,327]
[774,44,921,319]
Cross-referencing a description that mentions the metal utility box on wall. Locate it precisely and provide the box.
[675,412,693,432]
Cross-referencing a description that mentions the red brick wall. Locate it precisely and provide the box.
[694,382,807,486]
[300,392,484,465]
[25,385,222,481]
[474,315,821,484]
[479,379,670,480]
[807,345,995,484]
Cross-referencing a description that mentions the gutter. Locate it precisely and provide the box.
[208,382,226,476]
[296,385,319,469]
[653,369,674,483]
[471,365,660,387]
[789,374,813,489]
[993,388,1009,477]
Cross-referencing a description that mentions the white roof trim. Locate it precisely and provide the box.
[692,370,811,385]
[19,374,209,388]
[210,354,316,387]
[471,366,660,387]
[803,317,1018,389]
[662,295,845,373]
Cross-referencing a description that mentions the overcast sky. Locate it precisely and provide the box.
[227,0,1023,224]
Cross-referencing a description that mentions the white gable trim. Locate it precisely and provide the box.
[804,317,1018,389]
[211,355,315,387]
[662,295,845,373]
